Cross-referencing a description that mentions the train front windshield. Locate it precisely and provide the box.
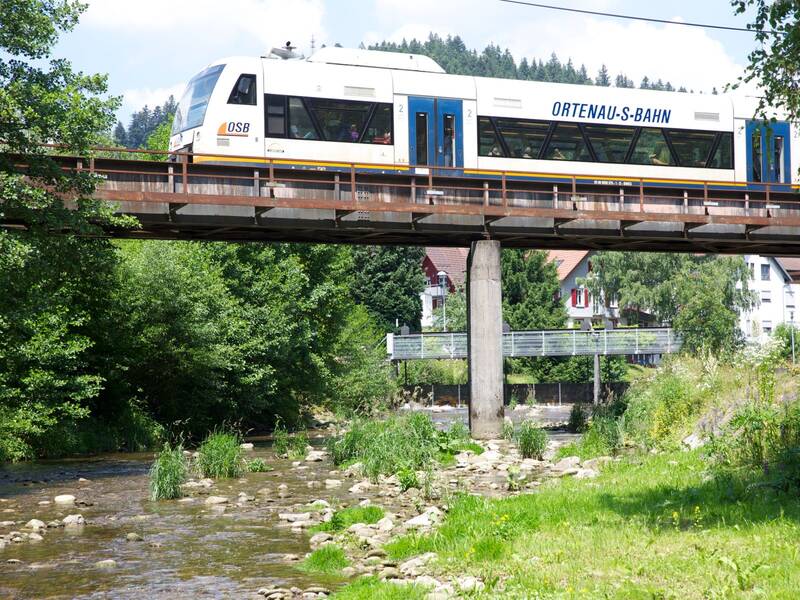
[172,64,225,135]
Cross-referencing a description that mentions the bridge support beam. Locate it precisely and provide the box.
[467,240,504,439]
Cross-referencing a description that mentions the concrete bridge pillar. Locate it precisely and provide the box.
[467,240,504,439]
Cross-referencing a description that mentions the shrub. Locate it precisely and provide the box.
[568,403,588,433]
[246,457,272,472]
[397,467,419,491]
[708,398,800,490]
[197,430,243,479]
[300,545,349,574]
[149,443,188,500]
[327,412,440,480]
[273,418,308,459]
[502,419,515,441]
[517,420,548,459]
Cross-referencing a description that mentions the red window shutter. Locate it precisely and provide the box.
[584,289,589,307]
[571,289,577,307]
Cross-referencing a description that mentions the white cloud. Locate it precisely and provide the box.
[364,0,744,93]
[496,16,745,92]
[83,0,327,53]
[118,82,186,123]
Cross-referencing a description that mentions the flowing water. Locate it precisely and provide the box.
[0,437,352,599]
[0,406,574,599]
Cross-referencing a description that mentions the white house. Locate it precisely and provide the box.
[420,247,468,329]
[740,255,799,341]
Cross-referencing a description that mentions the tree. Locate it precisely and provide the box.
[502,250,567,330]
[595,64,611,86]
[115,96,177,148]
[0,0,129,459]
[732,1,800,125]
[580,253,755,349]
[350,246,426,331]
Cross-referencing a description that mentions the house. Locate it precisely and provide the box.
[420,247,468,328]
[740,255,799,340]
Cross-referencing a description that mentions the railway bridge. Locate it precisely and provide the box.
[4,148,800,438]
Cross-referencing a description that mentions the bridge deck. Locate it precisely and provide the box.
[6,150,800,254]
[387,328,681,360]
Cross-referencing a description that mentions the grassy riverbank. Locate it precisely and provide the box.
[331,349,800,598]
[379,449,800,598]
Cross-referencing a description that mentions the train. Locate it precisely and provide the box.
[168,46,799,191]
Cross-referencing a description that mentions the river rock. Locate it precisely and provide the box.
[342,462,363,477]
[376,516,394,532]
[349,480,372,494]
[305,450,325,462]
[0,520,15,527]
[95,559,116,569]
[54,494,75,505]
[25,519,46,532]
[456,576,484,592]
[38,501,51,506]
[47,520,61,528]
[683,433,704,450]
[404,507,443,529]
[28,532,44,542]
[278,512,311,523]
[308,499,330,509]
[62,514,85,527]
[204,496,229,505]
[309,532,333,548]
[582,456,613,470]
[324,479,342,489]
[552,456,581,472]
[573,468,600,479]
[240,442,254,450]
[125,533,142,542]
[378,566,400,580]
[78,477,90,483]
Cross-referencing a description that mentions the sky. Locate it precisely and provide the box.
[52,0,763,126]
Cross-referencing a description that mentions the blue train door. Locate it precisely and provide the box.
[746,120,791,184]
[408,96,463,172]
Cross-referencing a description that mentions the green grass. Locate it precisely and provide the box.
[273,419,309,459]
[384,450,800,598]
[330,576,430,599]
[300,545,350,575]
[517,420,548,459]
[196,431,244,479]
[328,413,472,481]
[245,457,272,472]
[149,443,187,500]
[312,505,385,533]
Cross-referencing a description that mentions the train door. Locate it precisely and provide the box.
[746,120,792,184]
[408,96,463,172]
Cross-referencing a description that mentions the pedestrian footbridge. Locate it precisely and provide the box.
[387,328,680,360]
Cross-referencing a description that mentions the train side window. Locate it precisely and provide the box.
[265,94,287,137]
[307,98,372,142]
[751,130,762,181]
[288,97,319,139]
[629,128,675,166]
[228,74,257,105]
[666,130,716,168]
[478,117,505,157]
[583,124,636,163]
[362,104,393,144]
[543,123,591,161]
[708,132,733,169]
[495,118,548,159]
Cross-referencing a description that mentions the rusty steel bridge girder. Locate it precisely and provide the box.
[4,152,800,255]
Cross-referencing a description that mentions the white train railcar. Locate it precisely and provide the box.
[169,47,799,190]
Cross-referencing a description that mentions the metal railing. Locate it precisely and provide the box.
[387,328,681,360]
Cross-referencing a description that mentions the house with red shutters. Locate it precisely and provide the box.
[547,250,603,326]
[420,247,469,328]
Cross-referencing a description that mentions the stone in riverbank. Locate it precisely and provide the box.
[204,496,229,506]
[25,519,46,532]
[95,559,116,569]
[62,514,85,527]
[54,494,75,506]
